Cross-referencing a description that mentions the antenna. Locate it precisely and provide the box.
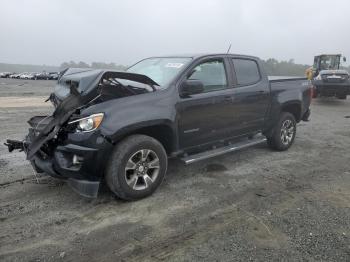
[226,44,232,54]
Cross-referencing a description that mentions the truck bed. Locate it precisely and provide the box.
[268,77,311,122]
[268,76,307,81]
[269,77,309,90]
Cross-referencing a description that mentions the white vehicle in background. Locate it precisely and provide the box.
[48,72,59,80]
[10,73,21,79]
[19,73,29,79]
[19,72,36,80]
[0,72,13,78]
[27,73,37,80]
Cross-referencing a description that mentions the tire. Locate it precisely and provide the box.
[105,134,168,200]
[267,112,296,151]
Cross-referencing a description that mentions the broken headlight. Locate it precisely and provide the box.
[68,113,104,132]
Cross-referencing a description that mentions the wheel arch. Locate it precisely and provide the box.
[281,102,302,122]
[109,120,177,155]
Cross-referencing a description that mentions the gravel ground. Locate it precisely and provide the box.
[0,78,349,261]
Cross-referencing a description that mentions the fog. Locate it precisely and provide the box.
[0,0,349,66]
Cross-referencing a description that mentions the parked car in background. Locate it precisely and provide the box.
[49,72,59,80]
[28,73,37,80]
[0,72,13,78]
[1,71,59,80]
[16,73,24,79]
[313,69,350,99]
[9,73,21,79]
[19,72,36,80]
[35,72,50,80]
[19,73,29,79]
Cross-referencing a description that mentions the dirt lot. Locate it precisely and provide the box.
[0,78,349,261]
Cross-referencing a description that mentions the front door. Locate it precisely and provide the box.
[176,57,235,149]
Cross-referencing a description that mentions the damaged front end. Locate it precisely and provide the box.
[5,68,159,198]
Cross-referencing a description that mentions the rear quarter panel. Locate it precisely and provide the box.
[265,78,311,131]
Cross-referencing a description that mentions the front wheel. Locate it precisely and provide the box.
[267,112,296,151]
[105,135,167,200]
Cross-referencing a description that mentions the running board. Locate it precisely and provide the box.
[181,136,267,164]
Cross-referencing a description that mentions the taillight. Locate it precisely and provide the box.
[310,86,313,98]
[310,85,316,99]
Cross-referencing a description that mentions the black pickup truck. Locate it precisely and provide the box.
[5,54,312,199]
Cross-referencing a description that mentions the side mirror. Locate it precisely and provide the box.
[343,57,347,62]
[179,80,204,97]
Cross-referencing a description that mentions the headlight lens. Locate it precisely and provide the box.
[315,74,322,80]
[69,113,104,132]
[79,117,95,131]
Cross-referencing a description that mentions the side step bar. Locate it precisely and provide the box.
[181,136,267,164]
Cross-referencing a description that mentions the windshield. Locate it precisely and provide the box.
[318,55,340,70]
[127,57,192,87]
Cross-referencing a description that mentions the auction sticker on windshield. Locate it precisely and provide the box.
[165,63,184,68]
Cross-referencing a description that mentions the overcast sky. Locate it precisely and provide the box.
[0,0,349,66]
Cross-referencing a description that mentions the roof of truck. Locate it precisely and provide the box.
[315,54,341,57]
[150,53,260,60]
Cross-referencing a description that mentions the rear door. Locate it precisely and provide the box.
[228,57,270,134]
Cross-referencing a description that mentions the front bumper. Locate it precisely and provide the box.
[15,129,114,198]
[31,155,101,198]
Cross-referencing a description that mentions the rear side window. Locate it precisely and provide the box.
[232,59,261,86]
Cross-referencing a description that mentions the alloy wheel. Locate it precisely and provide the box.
[124,149,160,190]
[280,119,295,145]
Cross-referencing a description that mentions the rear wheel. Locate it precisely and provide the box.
[267,112,296,151]
[105,135,167,200]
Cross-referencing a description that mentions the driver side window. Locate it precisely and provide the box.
[188,60,228,93]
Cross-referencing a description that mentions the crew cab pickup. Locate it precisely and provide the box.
[5,54,312,200]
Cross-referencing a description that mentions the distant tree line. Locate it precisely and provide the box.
[59,61,127,71]
[2,59,349,76]
[262,58,350,76]
[261,58,310,76]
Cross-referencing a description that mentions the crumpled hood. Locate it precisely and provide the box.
[27,68,158,160]
[54,68,159,101]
